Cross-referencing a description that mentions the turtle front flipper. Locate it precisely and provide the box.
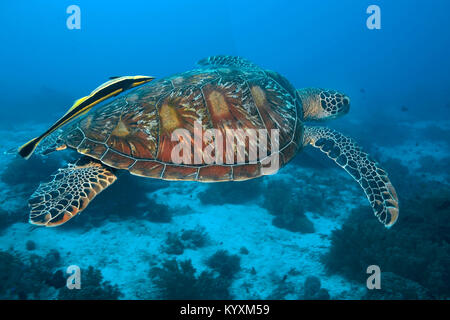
[28,157,117,227]
[303,126,399,227]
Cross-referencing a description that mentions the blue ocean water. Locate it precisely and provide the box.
[0,0,449,300]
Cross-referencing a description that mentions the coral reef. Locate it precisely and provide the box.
[303,276,330,300]
[142,197,173,223]
[180,226,209,249]
[0,249,63,299]
[262,180,292,213]
[45,249,61,268]
[0,155,65,230]
[267,278,296,300]
[0,209,21,234]
[379,157,413,197]
[271,204,315,233]
[25,240,36,251]
[323,182,450,299]
[162,226,209,255]
[363,272,432,300]
[262,180,314,233]
[162,233,185,255]
[150,258,231,299]
[0,250,28,299]
[266,273,330,300]
[239,247,249,255]
[0,248,120,300]
[58,266,122,300]
[206,250,241,279]
[0,156,63,191]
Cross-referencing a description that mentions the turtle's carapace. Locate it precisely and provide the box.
[18,75,155,159]
[25,56,399,228]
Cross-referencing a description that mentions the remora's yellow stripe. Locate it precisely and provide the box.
[130,80,148,87]
[66,96,90,114]
[56,88,123,129]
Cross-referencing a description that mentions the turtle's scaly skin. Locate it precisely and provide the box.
[304,126,399,226]
[61,66,303,181]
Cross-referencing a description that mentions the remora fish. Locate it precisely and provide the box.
[18,75,154,159]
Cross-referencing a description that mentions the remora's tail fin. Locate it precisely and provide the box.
[18,137,41,159]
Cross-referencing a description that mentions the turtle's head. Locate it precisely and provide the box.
[297,88,350,121]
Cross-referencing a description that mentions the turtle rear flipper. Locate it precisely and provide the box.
[28,158,117,227]
[304,126,399,227]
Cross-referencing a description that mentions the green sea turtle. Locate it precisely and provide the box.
[24,56,399,227]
